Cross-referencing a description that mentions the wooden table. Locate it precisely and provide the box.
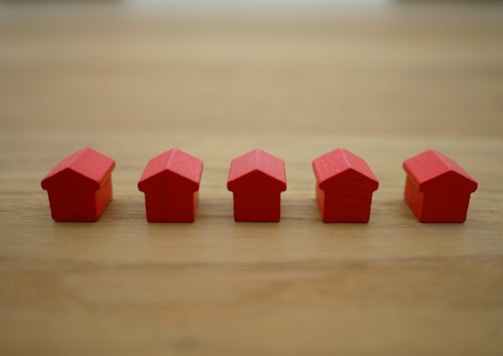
[1,3,502,355]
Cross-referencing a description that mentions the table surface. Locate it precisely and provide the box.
[1,3,502,355]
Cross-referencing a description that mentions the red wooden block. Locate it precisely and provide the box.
[403,149,478,223]
[312,148,379,223]
[227,149,286,222]
[138,148,203,222]
[41,147,116,222]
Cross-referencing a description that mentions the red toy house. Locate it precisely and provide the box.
[403,149,478,223]
[227,149,286,222]
[41,147,116,222]
[312,148,379,222]
[138,148,203,222]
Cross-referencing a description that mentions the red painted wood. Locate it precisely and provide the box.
[138,148,203,222]
[312,148,379,223]
[41,147,116,222]
[227,149,286,222]
[403,149,478,223]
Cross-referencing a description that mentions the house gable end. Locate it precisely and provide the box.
[227,169,286,193]
[41,147,115,191]
[138,149,203,193]
[138,170,200,193]
[421,170,478,194]
[42,167,101,191]
[313,148,378,192]
[319,168,379,192]
[404,150,477,194]
[227,149,286,193]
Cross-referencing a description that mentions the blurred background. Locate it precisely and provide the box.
[0,0,502,137]
[1,2,503,355]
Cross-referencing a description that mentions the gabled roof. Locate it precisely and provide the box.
[403,149,477,193]
[138,148,203,192]
[312,148,378,191]
[227,149,286,192]
[41,147,115,191]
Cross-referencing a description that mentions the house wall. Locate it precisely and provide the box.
[322,189,374,222]
[48,189,97,222]
[421,192,471,223]
[43,170,110,222]
[233,191,281,222]
[404,176,424,221]
[144,190,196,222]
[94,176,114,221]
[315,184,325,220]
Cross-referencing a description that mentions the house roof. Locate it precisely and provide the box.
[403,149,477,192]
[227,149,286,192]
[41,147,115,191]
[312,148,378,191]
[138,148,203,192]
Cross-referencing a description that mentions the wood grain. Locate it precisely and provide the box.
[1,4,503,355]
